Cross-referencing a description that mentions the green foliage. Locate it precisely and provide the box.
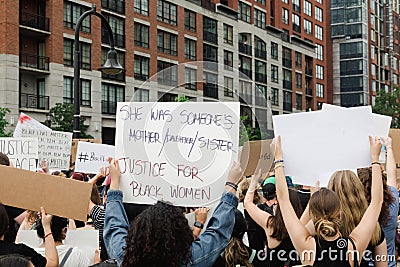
[175,95,190,102]
[372,88,400,128]
[238,115,269,146]
[0,107,12,137]
[49,103,93,138]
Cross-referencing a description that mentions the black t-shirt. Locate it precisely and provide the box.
[0,240,46,267]
[4,205,25,243]
[297,189,311,211]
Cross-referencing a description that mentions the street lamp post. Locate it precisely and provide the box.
[73,4,123,138]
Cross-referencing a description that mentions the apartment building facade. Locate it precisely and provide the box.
[0,0,329,143]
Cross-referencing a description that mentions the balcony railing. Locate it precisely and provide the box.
[239,42,252,56]
[204,31,218,44]
[20,11,49,32]
[255,48,267,60]
[102,100,116,114]
[20,93,49,110]
[158,77,178,86]
[283,102,292,111]
[283,80,292,89]
[203,84,218,99]
[305,67,313,76]
[20,52,49,71]
[306,87,313,96]
[255,72,267,83]
[102,29,125,47]
[101,0,125,14]
[134,73,149,81]
[239,93,252,104]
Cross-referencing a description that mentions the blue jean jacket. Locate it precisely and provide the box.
[104,189,238,267]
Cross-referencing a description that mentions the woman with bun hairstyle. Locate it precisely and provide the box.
[274,135,383,266]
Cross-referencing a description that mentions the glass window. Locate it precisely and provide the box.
[292,14,301,32]
[134,55,149,80]
[316,44,324,61]
[224,77,234,97]
[304,19,312,35]
[282,8,289,24]
[315,6,323,22]
[224,50,233,69]
[103,14,125,47]
[185,67,197,90]
[295,52,302,67]
[63,39,91,70]
[293,0,300,12]
[239,2,251,23]
[157,30,178,55]
[184,9,196,31]
[134,0,149,15]
[134,88,149,102]
[296,73,302,88]
[316,83,324,98]
[271,88,279,105]
[340,41,363,59]
[296,94,302,110]
[254,9,266,29]
[63,76,91,106]
[271,42,278,60]
[203,44,218,62]
[134,23,149,48]
[304,0,312,16]
[316,65,324,79]
[64,2,91,32]
[255,60,267,83]
[315,25,323,40]
[157,61,177,85]
[256,0,266,5]
[223,24,233,45]
[203,16,218,44]
[184,38,196,60]
[271,65,279,83]
[157,0,177,25]
[102,83,125,114]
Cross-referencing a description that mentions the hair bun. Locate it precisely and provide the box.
[315,218,340,238]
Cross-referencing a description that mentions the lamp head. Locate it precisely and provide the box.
[99,48,124,75]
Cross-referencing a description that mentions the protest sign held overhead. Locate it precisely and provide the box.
[75,142,115,174]
[20,127,72,170]
[71,139,102,166]
[240,140,274,177]
[13,112,51,138]
[390,128,400,165]
[0,137,38,171]
[115,102,240,206]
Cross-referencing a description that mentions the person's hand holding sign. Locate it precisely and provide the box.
[225,161,243,193]
[109,158,121,190]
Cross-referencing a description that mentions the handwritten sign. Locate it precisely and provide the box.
[13,112,51,138]
[115,102,240,206]
[20,128,72,170]
[75,142,115,174]
[71,139,102,166]
[0,138,38,171]
[240,140,274,176]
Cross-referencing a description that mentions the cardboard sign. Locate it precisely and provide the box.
[20,128,72,170]
[240,140,274,176]
[0,138,38,171]
[13,112,51,138]
[115,102,240,206]
[0,165,92,221]
[71,139,102,166]
[390,129,400,165]
[273,107,373,186]
[75,142,115,174]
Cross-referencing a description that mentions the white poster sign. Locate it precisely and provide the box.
[13,112,51,138]
[273,107,373,186]
[115,102,240,206]
[21,128,72,170]
[0,138,38,171]
[75,142,115,174]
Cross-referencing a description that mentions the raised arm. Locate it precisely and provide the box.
[382,137,397,188]
[244,170,271,230]
[274,136,314,255]
[350,136,384,256]
[41,207,59,267]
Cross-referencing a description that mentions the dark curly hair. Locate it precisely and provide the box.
[122,201,193,267]
[357,167,394,226]
[36,216,68,242]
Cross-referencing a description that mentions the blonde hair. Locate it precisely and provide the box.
[224,237,253,267]
[238,178,260,204]
[328,170,381,246]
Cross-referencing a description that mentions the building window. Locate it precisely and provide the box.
[292,14,300,33]
[134,23,149,48]
[157,30,177,55]
[254,9,266,29]
[63,39,91,70]
[185,67,197,90]
[239,81,252,104]
[293,0,300,12]
[157,61,177,85]
[283,69,292,89]
[224,77,234,97]
[203,17,218,44]
[134,0,148,15]
[271,88,279,105]
[304,0,312,16]
[283,91,292,111]
[282,8,289,24]
[157,0,177,25]
[63,77,91,106]
[315,7,323,22]
[256,0,266,5]
[102,83,125,114]
[316,44,324,61]
[203,44,218,62]
[282,0,289,4]
[296,73,302,88]
[223,24,233,45]
[295,52,302,67]
[315,25,323,40]
[255,60,267,83]
[271,64,279,83]
[239,56,252,78]
[316,83,324,98]
[184,38,196,60]
[282,47,292,68]
[296,94,302,110]
[224,50,233,69]
[134,88,149,102]
[134,55,149,81]
[184,9,196,31]
[101,49,125,82]
[304,19,312,35]
[102,14,125,47]
[271,42,278,60]
[239,2,251,23]
[64,2,91,33]
[316,65,324,79]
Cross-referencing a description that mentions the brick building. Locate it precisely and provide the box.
[0,0,331,143]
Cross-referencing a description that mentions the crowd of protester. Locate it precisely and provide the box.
[0,134,399,267]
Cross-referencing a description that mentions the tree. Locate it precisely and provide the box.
[238,115,270,146]
[372,88,400,128]
[175,95,190,102]
[48,103,93,138]
[0,107,12,137]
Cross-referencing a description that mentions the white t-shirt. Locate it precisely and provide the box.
[35,245,91,267]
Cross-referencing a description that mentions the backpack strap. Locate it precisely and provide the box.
[347,237,359,267]
[249,249,256,263]
[60,247,73,267]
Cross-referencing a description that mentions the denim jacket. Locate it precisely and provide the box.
[104,189,238,267]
